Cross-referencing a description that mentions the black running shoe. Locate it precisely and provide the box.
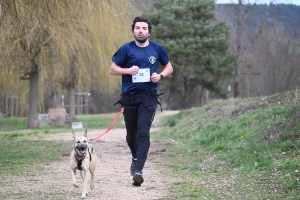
[132,170,144,186]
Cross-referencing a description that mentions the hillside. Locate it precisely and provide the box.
[216,3,300,36]
[155,90,300,199]
[132,1,300,36]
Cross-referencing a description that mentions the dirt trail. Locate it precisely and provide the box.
[0,110,179,200]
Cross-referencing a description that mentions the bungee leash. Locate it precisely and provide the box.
[92,107,124,141]
[92,92,164,141]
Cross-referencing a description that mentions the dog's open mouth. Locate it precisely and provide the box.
[76,146,87,154]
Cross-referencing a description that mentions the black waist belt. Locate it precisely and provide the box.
[114,92,164,112]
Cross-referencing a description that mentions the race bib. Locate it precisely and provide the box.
[132,68,150,83]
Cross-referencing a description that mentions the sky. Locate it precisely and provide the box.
[215,0,300,5]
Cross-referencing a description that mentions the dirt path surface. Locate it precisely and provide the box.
[0,111,179,200]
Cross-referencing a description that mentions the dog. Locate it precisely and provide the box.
[70,129,97,199]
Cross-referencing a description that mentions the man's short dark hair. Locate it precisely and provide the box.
[131,16,152,34]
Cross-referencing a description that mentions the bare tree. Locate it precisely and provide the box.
[250,22,300,96]
[216,1,274,98]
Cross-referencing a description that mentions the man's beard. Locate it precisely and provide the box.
[134,35,148,43]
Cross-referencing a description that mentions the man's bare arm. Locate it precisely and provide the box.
[109,62,139,76]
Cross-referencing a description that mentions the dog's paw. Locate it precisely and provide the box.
[80,195,86,199]
[90,183,94,190]
[73,183,79,188]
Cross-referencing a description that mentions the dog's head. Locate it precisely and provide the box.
[72,129,93,156]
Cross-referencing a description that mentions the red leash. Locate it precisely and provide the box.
[93,108,124,141]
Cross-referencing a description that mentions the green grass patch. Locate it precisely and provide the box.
[154,90,300,199]
[0,112,124,179]
[0,117,27,131]
[77,113,124,129]
[0,112,124,134]
[0,136,69,176]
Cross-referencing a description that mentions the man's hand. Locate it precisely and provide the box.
[127,65,140,75]
[151,72,161,83]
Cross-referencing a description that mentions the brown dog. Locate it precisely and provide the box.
[70,129,97,199]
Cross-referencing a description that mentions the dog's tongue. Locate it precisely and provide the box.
[79,147,86,153]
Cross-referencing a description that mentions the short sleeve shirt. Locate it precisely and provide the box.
[112,41,170,95]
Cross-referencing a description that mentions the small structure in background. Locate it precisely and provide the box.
[72,122,83,129]
[39,108,69,126]
[48,108,68,118]
[74,92,90,115]
[47,108,68,126]
[0,112,5,118]
[6,95,18,117]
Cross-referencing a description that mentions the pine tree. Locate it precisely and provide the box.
[146,0,235,109]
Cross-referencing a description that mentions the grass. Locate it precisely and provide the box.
[152,90,300,199]
[0,90,299,199]
[0,112,124,179]
[0,117,28,131]
[77,113,124,129]
[0,139,69,176]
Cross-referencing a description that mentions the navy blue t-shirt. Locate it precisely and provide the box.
[112,41,170,95]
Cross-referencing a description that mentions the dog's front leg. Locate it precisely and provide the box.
[90,170,95,190]
[90,152,97,190]
[71,168,79,188]
[81,170,88,199]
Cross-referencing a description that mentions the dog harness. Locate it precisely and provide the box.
[75,147,93,170]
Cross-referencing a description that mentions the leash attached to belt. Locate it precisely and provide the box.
[92,92,163,141]
[92,107,124,141]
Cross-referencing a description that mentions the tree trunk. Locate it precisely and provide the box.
[166,72,177,110]
[166,86,174,110]
[68,86,76,122]
[233,0,243,98]
[199,86,204,106]
[27,60,39,128]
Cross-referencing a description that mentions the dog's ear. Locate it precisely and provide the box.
[72,130,76,139]
[84,129,87,137]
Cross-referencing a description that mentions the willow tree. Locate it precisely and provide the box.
[52,1,133,121]
[0,0,59,127]
[0,0,133,127]
[0,1,90,127]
